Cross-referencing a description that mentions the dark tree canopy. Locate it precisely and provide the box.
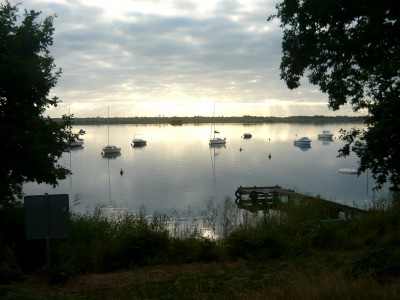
[0,1,82,207]
[269,0,400,190]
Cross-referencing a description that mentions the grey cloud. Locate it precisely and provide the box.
[10,0,339,117]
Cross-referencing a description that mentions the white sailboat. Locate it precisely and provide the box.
[209,103,226,146]
[102,107,121,155]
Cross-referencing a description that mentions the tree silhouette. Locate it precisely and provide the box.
[0,1,83,206]
[269,0,400,190]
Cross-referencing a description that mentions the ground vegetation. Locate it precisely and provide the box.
[1,195,400,299]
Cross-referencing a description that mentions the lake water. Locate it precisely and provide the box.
[23,123,389,216]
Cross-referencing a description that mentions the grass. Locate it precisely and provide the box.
[1,193,400,299]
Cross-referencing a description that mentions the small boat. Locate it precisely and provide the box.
[339,168,359,174]
[132,134,147,147]
[294,136,311,146]
[243,133,252,139]
[318,130,334,139]
[102,145,121,154]
[209,136,226,145]
[102,107,121,156]
[70,138,84,147]
[209,103,226,146]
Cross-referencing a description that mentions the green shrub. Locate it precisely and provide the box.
[226,228,286,260]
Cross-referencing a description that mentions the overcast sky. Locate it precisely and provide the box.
[11,0,358,118]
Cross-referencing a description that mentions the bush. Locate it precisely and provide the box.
[226,228,286,260]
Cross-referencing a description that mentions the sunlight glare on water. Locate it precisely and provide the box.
[23,123,390,216]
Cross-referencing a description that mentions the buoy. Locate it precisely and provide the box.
[268,153,271,159]
[120,168,124,176]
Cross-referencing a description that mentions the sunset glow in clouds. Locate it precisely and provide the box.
[11,0,358,118]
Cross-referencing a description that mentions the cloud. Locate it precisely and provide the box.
[10,0,355,117]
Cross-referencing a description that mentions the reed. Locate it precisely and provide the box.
[1,192,400,298]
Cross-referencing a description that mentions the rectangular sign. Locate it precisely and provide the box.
[24,194,69,239]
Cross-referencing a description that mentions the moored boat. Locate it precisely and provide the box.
[209,103,226,146]
[70,138,84,147]
[132,134,147,147]
[102,107,121,156]
[294,136,311,146]
[209,137,226,145]
[243,133,252,139]
[339,168,359,174]
[318,130,334,139]
[102,145,121,154]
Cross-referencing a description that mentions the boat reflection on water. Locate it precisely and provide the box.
[101,152,121,159]
[65,143,84,152]
[23,123,387,217]
[293,137,312,152]
[294,144,311,152]
[209,143,226,149]
[318,137,333,145]
[210,142,226,184]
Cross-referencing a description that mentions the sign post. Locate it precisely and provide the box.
[24,194,69,269]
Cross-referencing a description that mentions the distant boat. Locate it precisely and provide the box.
[209,103,226,146]
[339,168,359,174]
[70,138,84,147]
[294,136,311,146]
[318,130,334,139]
[102,107,121,155]
[243,133,252,139]
[131,134,147,147]
[210,135,226,146]
[66,105,84,148]
[102,145,121,155]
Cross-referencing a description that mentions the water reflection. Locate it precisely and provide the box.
[23,123,389,216]
[101,152,121,159]
[209,144,226,149]
[318,137,334,145]
[294,145,311,152]
[210,144,225,184]
[66,145,84,152]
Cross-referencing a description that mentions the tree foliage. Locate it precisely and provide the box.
[0,1,83,207]
[269,0,400,190]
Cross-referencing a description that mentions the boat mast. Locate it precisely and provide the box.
[107,107,110,146]
[212,102,216,138]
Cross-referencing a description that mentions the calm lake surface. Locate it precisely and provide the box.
[23,123,389,216]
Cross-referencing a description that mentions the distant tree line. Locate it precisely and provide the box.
[52,115,365,125]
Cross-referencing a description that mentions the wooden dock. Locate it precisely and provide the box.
[234,185,366,218]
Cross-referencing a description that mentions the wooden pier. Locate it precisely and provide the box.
[234,185,366,218]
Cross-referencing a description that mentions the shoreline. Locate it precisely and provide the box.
[53,115,365,125]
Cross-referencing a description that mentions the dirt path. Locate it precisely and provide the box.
[16,262,246,298]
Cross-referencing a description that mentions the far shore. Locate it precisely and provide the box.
[53,115,365,125]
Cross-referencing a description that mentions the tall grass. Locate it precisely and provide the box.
[1,192,400,294]
[49,192,399,272]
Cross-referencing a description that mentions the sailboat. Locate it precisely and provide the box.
[102,107,121,155]
[209,103,226,146]
[66,105,84,148]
